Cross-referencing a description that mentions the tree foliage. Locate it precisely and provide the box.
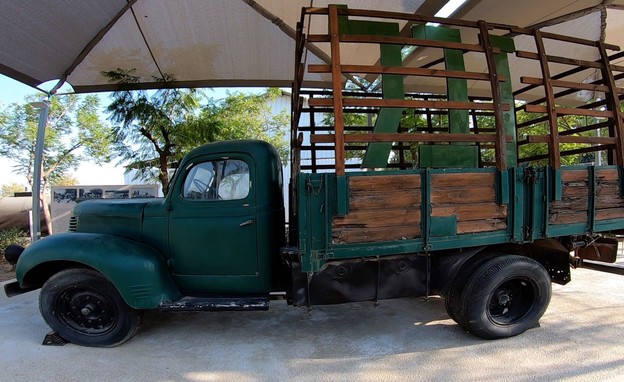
[104,69,202,195]
[0,227,30,258]
[516,109,605,166]
[104,69,288,194]
[0,183,26,197]
[0,94,113,233]
[322,104,426,164]
[185,89,289,161]
[0,94,112,186]
[50,173,79,187]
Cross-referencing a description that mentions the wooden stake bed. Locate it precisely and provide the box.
[291,6,624,272]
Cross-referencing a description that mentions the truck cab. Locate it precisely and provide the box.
[153,139,285,295]
[6,140,285,346]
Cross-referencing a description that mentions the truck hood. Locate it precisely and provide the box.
[72,199,160,241]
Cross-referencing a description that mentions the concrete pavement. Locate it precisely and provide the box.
[1,266,624,382]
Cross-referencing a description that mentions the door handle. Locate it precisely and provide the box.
[239,219,254,227]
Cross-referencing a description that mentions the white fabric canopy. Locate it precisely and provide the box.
[1,0,623,99]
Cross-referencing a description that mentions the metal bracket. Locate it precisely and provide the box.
[306,176,324,195]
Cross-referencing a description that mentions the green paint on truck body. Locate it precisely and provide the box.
[16,233,182,309]
[335,10,405,169]
[15,140,285,308]
[413,25,476,168]
[296,165,624,273]
[489,35,518,167]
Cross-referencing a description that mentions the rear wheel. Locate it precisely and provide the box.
[39,268,142,347]
[445,252,498,327]
[460,255,551,339]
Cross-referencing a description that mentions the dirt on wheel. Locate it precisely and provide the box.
[0,256,16,282]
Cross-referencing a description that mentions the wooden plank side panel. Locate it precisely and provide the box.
[550,169,589,225]
[333,226,421,244]
[333,209,421,228]
[596,168,619,181]
[562,186,588,197]
[457,219,507,234]
[596,169,624,218]
[596,207,624,221]
[562,169,588,182]
[596,182,619,197]
[349,191,421,210]
[334,174,422,244]
[596,195,624,209]
[430,186,496,204]
[430,171,507,234]
[549,208,588,224]
[431,203,508,219]
[349,174,421,191]
[430,172,495,188]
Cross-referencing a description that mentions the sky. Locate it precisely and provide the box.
[0,74,261,190]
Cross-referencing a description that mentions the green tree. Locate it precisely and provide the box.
[0,183,26,197]
[50,173,79,187]
[0,227,30,260]
[515,107,604,166]
[104,69,288,193]
[184,89,289,161]
[104,69,203,194]
[322,104,427,165]
[0,94,113,233]
[322,107,371,161]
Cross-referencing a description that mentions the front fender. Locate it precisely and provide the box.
[16,233,182,309]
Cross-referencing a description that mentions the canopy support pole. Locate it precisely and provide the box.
[29,100,50,243]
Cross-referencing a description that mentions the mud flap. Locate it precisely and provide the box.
[577,238,619,263]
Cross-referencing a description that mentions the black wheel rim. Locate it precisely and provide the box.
[487,277,536,325]
[55,285,118,335]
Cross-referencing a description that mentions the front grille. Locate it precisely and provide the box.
[68,216,78,232]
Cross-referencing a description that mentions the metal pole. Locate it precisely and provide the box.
[30,100,49,243]
[596,127,602,166]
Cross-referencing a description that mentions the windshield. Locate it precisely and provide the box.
[182,159,250,201]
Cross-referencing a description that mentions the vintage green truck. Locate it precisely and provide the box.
[5,6,624,346]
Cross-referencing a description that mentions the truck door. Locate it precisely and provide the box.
[168,155,259,293]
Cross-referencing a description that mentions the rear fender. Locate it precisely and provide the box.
[16,233,182,309]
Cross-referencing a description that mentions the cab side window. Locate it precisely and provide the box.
[182,159,250,201]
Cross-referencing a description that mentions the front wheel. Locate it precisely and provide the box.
[460,255,552,339]
[39,268,142,347]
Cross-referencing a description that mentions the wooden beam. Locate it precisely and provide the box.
[516,50,603,69]
[479,20,507,171]
[526,135,616,144]
[310,133,514,144]
[598,41,624,166]
[308,97,511,111]
[533,29,561,168]
[329,5,345,176]
[560,121,611,136]
[304,7,516,30]
[520,76,614,93]
[524,104,615,118]
[540,31,619,50]
[308,64,506,82]
[307,34,501,54]
[519,145,615,162]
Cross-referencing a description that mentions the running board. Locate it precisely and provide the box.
[159,296,269,312]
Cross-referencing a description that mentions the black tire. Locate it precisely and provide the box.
[39,268,142,347]
[445,252,498,327]
[460,255,551,339]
